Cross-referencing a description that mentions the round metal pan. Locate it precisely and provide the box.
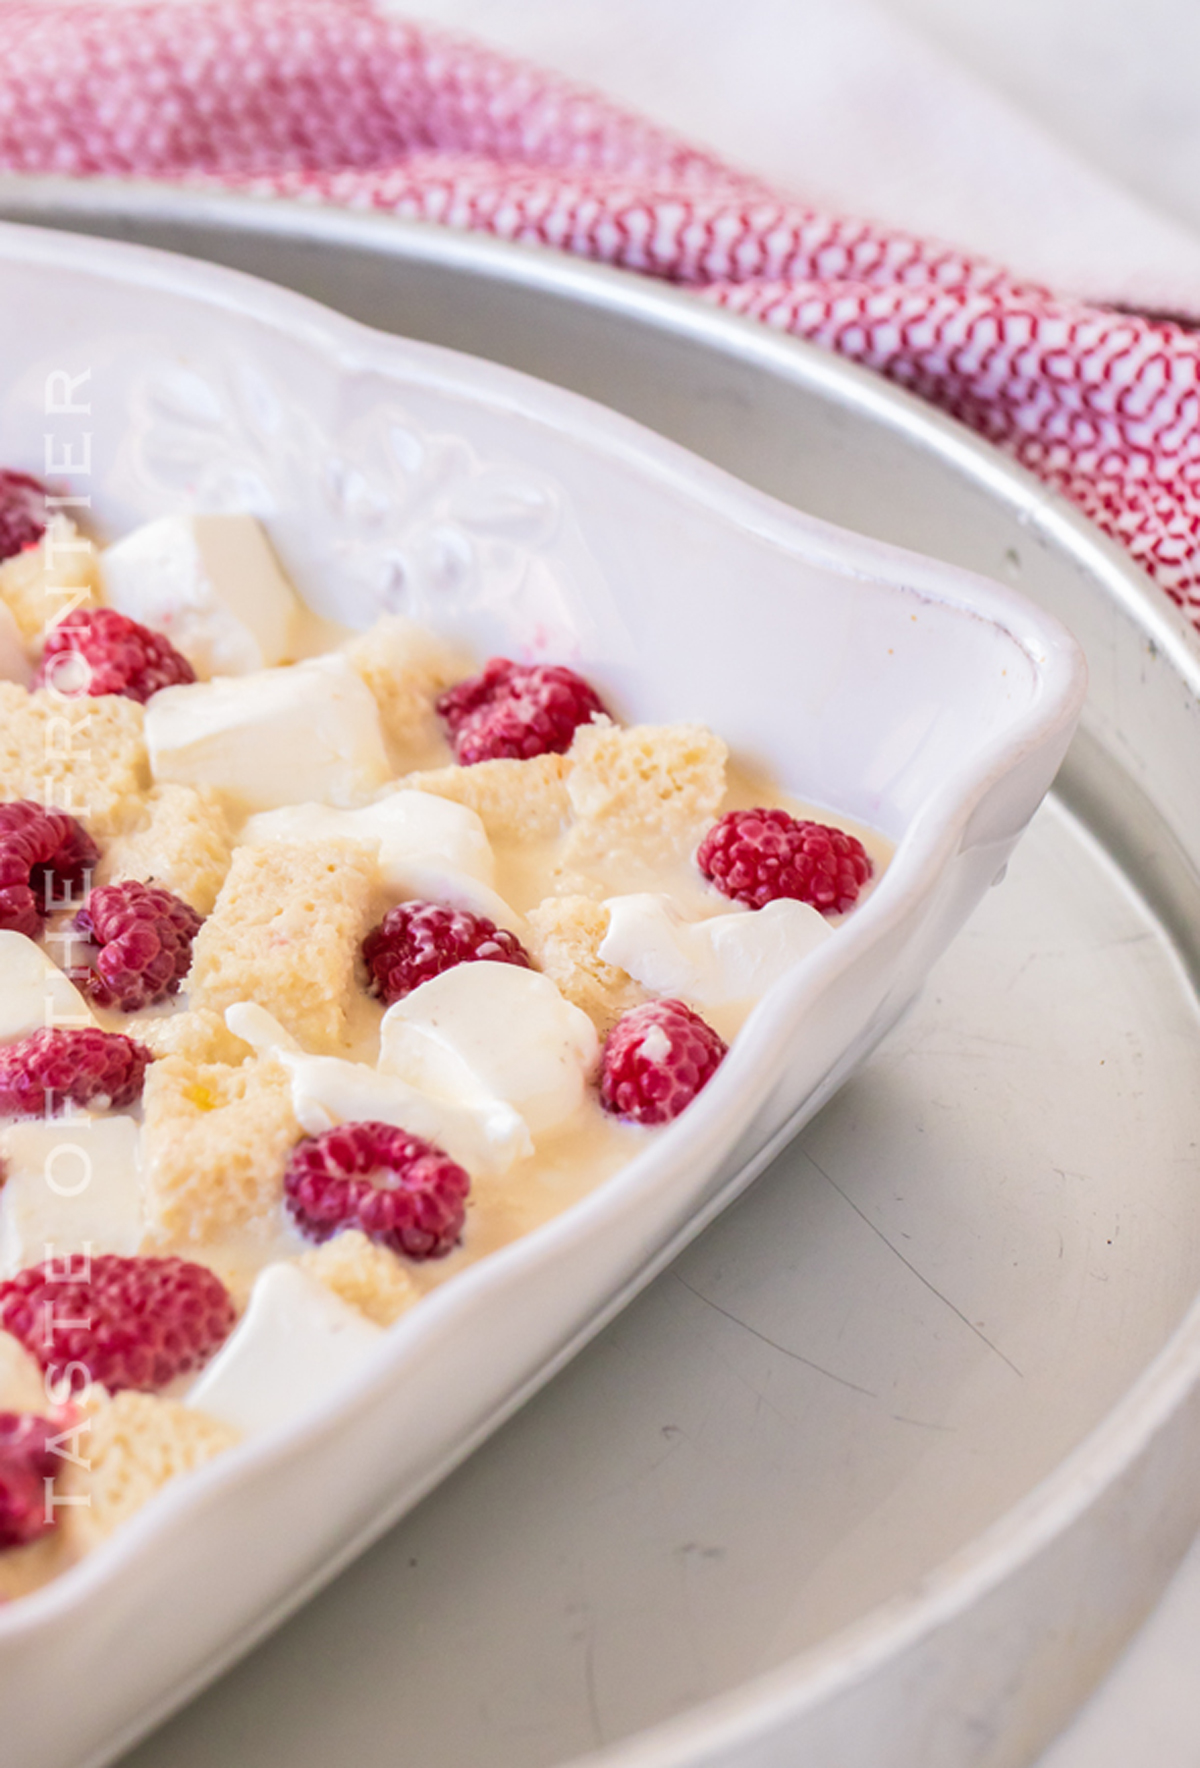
[1,180,1199,1768]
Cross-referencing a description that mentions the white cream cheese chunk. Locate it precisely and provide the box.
[99,513,300,677]
[599,892,834,1006]
[0,602,30,687]
[240,791,524,935]
[146,653,391,812]
[0,1115,144,1279]
[185,1262,384,1438]
[0,930,97,1045]
[379,963,599,1140]
[224,1003,532,1174]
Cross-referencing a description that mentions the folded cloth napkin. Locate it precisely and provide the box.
[1,0,1198,633]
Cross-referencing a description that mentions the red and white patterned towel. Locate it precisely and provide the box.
[1,0,1198,633]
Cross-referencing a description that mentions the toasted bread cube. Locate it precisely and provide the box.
[525,895,647,1032]
[95,782,232,915]
[344,615,468,764]
[58,1390,239,1552]
[142,1054,301,1240]
[562,720,727,868]
[0,517,100,643]
[298,1230,419,1327]
[187,841,375,1052]
[397,752,571,843]
[133,1006,253,1068]
[0,683,148,835]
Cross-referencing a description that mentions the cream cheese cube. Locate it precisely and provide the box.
[185,1262,384,1437]
[146,654,392,813]
[598,892,834,1006]
[0,1115,144,1279]
[99,513,300,678]
[242,790,494,891]
[222,1003,531,1174]
[0,930,97,1045]
[240,791,524,934]
[380,963,599,1139]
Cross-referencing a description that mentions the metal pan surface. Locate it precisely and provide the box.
[2,180,1199,1768]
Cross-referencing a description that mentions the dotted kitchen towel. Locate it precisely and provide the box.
[2,0,1198,630]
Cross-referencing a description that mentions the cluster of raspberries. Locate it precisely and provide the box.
[0,593,881,1557]
[0,1256,237,1547]
[437,657,607,764]
[0,1028,152,1117]
[0,469,48,562]
[0,802,202,1009]
[37,608,194,703]
[363,900,531,1005]
[0,800,98,941]
[1,475,191,698]
[697,808,872,915]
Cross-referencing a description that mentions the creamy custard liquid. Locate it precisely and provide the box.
[0,743,892,1324]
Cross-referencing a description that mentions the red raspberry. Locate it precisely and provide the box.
[0,469,47,562]
[285,1121,470,1260]
[36,608,195,703]
[697,808,873,914]
[363,900,531,1006]
[71,880,203,1012]
[0,1255,236,1394]
[0,800,99,939]
[0,1029,152,1118]
[437,656,608,764]
[600,999,727,1126]
[0,1412,61,1550]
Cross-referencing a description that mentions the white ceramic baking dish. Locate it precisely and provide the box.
[0,220,1084,1768]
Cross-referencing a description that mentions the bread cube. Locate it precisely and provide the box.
[525,894,647,1031]
[396,752,572,843]
[141,1054,301,1240]
[133,1006,254,1068]
[561,720,727,870]
[58,1390,238,1551]
[0,517,100,643]
[343,615,468,765]
[298,1229,419,1327]
[95,782,232,915]
[0,683,148,835]
[186,841,375,1052]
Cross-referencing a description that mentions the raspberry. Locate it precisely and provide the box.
[0,800,99,939]
[437,656,608,764]
[72,880,203,1012]
[0,1255,236,1394]
[285,1122,470,1260]
[0,1413,61,1549]
[363,900,531,1006]
[0,1028,152,1118]
[599,999,727,1125]
[697,808,873,914]
[36,608,195,703]
[0,469,47,562]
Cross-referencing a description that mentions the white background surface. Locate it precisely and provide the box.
[61,0,1200,1761]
